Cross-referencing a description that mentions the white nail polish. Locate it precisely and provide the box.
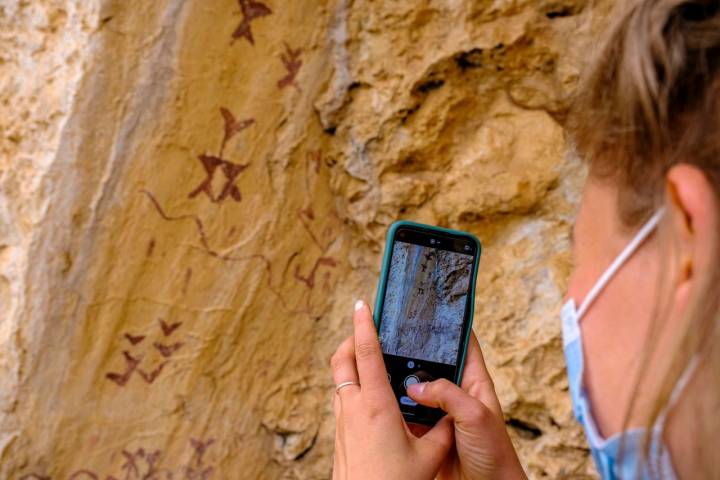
[354,299,364,311]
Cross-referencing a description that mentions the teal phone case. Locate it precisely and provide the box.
[372,220,482,405]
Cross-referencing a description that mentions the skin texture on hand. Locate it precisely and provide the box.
[331,299,454,479]
[330,299,526,480]
[408,334,527,480]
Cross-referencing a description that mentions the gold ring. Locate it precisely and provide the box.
[335,381,360,393]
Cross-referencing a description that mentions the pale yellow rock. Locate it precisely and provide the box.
[0,0,615,478]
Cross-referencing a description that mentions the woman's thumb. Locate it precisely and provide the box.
[415,415,454,467]
[408,378,491,429]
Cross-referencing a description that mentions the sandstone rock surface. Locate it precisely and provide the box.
[0,0,615,478]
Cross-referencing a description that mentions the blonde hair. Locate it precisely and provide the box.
[568,0,720,476]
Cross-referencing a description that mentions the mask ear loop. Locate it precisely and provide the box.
[576,209,666,320]
[649,354,701,477]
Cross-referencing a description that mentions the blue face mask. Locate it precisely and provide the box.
[561,209,698,480]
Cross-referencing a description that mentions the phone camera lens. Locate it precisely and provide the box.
[464,245,471,251]
[430,239,435,245]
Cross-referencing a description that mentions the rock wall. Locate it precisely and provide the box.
[0,0,615,478]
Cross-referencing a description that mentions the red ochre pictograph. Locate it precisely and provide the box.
[289,150,340,311]
[20,437,216,480]
[188,108,254,204]
[142,149,340,317]
[232,0,272,45]
[277,42,302,91]
[105,318,184,387]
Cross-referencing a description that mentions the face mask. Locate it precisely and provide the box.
[561,209,698,479]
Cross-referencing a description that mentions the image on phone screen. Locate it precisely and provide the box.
[377,227,476,424]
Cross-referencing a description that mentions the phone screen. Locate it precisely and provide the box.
[377,226,477,424]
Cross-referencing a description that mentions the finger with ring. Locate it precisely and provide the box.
[335,381,360,394]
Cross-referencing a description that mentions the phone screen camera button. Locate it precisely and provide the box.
[403,374,420,389]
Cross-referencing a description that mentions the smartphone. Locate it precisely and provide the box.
[373,220,481,425]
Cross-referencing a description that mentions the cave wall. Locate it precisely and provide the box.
[0,0,615,478]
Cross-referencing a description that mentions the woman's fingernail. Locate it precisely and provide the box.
[408,382,427,396]
[354,299,364,311]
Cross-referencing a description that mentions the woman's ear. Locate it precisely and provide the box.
[664,164,720,309]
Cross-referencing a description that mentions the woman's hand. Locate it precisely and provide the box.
[407,332,527,480]
[331,299,454,480]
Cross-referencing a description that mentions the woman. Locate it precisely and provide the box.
[330,0,720,478]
